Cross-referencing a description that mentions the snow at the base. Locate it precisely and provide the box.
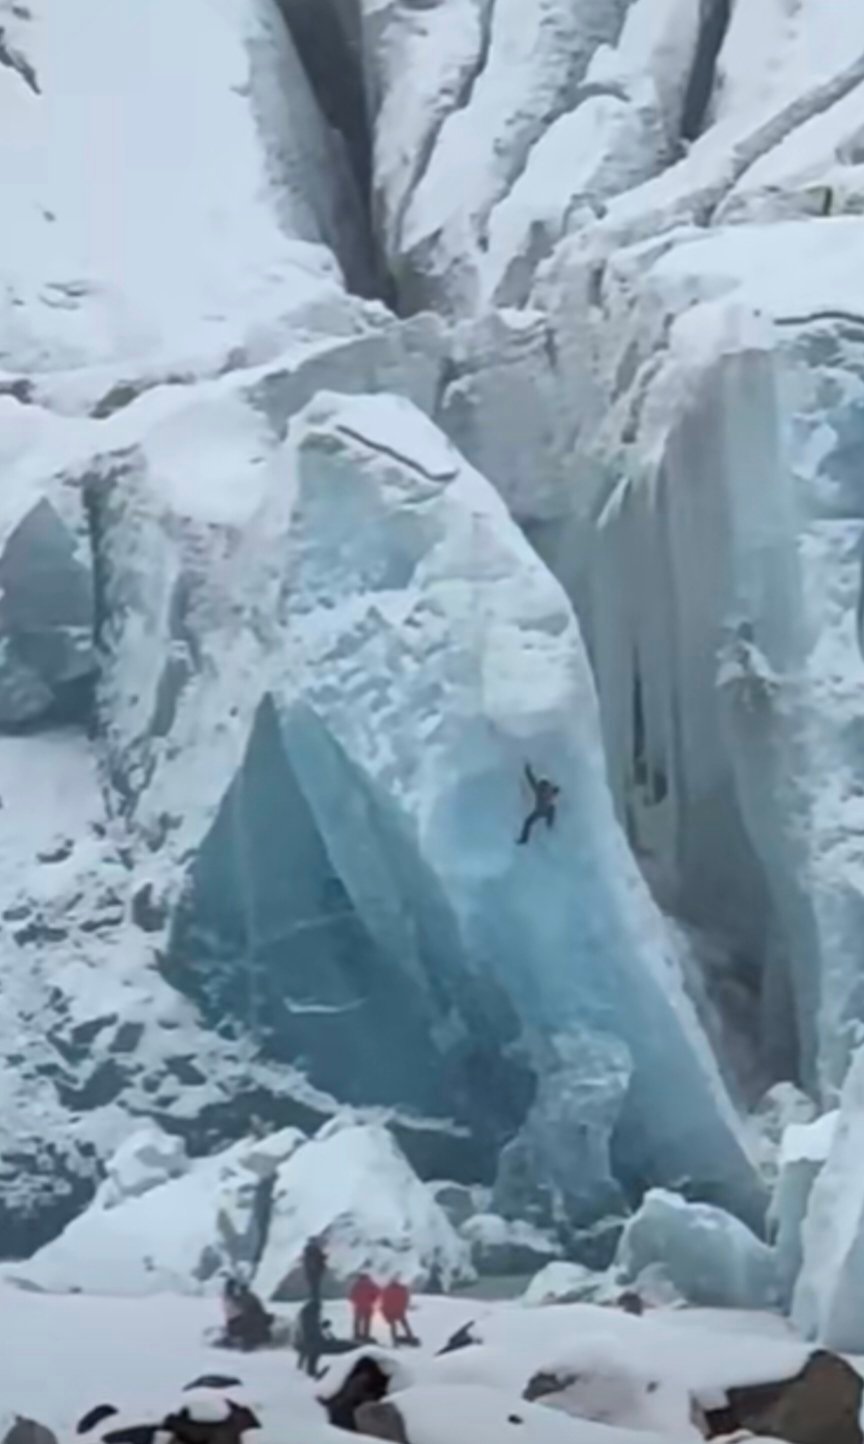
[256,1120,471,1299]
[0,1284,811,1442]
[522,1262,614,1308]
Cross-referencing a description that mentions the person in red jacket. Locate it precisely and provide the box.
[380,1278,418,1347]
[349,1272,379,1341]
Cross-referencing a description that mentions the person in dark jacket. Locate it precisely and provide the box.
[296,1298,325,1378]
[517,762,560,845]
[303,1235,327,1302]
[296,1299,355,1378]
[221,1276,273,1351]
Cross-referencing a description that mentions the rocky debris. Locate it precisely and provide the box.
[460,1213,561,1277]
[319,1355,396,1433]
[428,1182,478,1231]
[76,1394,260,1444]
[354,1400,409,1442]
[704,1350,863,1444]
[1,1420,57,1444]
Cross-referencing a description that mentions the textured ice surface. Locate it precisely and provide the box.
[794,1049,864,1350]
[535,215,864,1104]
[493,1028,631,1252]
[771,1110,837,1305]
[374,0,630,314]
[270,391,762,1225]
[616,1190,780,1310]
[77,379,764,1229]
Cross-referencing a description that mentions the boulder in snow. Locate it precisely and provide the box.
[460,1214,560,1278]
[704,1350,862,1444]
[428,1183,479,1232]
[0,1421,58,1444]
[522,1262,612,1308]
[99,1125,188,1209]
[0,468,94,727]
[522,1334,699,1437]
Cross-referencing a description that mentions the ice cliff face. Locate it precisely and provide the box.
[4,0,864,1256]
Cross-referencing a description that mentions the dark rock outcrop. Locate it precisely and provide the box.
[705,1350,863,1444]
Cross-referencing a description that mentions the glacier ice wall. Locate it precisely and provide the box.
[536,220,864,1100]
[87,381,764,1233]
[7,0,864,1258]
[271,390,763,1225]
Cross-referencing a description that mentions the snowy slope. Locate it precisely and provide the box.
[0,1287,807,1442]
[0,0,372,392]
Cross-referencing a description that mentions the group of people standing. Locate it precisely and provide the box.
[218,1236,422,1376]
[297,1236,420,1376]
[349,1272,417,1347]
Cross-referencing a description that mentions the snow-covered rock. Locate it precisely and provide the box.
[460,1214,560,1277]
[429,1183,481,1231]
[376,1382,693,1444]
[0,427,94,724]
[522,1262,611,1308]
[616,1190,780,1311]
[255,1120,470,1299]
[99,1126,188,1209]
[523,1334,700,1437]
[14,1126,304,1295]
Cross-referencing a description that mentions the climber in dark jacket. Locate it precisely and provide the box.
[517,762,560,845]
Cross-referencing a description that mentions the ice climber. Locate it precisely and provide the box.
[517,762,560,845]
